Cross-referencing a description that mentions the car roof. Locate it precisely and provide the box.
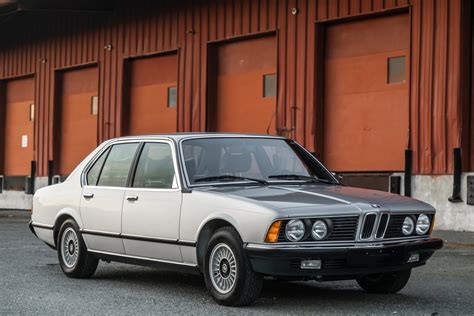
[107,133,287,143]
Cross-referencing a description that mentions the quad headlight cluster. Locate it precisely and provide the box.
[402,213,431,236]
[265,213,432,243]
[285,219,306,241]
[283,219,331,242]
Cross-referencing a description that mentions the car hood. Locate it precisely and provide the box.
[194,184,434,215]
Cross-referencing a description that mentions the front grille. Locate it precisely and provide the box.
[361,214,376,239]
[323,258,347,270]
[278,216,359,242]
[376,213,389,238]
[289,259,301,269]
[384,215,408,238]
[384,214,433,238]
[329,216,359,240]
[277,213,432,243]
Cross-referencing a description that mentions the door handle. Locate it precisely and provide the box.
[83,193,94,199]
[126,195,139,202]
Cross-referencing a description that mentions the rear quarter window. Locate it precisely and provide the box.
[86,148,109,186]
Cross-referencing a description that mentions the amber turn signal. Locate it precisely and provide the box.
[265,220,282,243]
[428,215,435,235]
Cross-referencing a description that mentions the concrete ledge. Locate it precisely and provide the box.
[433,229,474,249]
[0,210,31,218]
[0,177,49,211]
[0,191,33,210]
[391,173,474,232]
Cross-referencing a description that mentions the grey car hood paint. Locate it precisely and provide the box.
[195,184,434,216]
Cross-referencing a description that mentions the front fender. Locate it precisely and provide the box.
[194,212,242,242]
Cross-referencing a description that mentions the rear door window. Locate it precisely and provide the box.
[97,143,139,187]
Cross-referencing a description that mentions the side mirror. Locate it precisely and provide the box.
[331,172,343,182]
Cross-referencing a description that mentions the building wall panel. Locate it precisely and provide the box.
[125,53,178,135]
[211,35,277,134]
[0,0,468,177]
[323,14,410,172]
[57,66,99,175]
[3,77,35,176]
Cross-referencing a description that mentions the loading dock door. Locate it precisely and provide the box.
[59,67,98,175]
[324,14,409,172]
[3,77,35,176]
[126,54,178,135]
[212,36,277,134]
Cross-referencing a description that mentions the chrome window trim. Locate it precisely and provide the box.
[82,185,127,191]
[81,138,182,191]
[81,139,141,187]
[129,140,181,191]
[125,186,182,193]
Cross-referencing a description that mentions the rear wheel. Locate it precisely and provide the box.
[357,269,411,294]
[203,227,263,306]
[57,219,98,278]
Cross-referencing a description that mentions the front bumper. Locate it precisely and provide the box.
[244,237,443,280]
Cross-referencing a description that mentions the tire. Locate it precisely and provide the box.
[203,227,263,306]
[57,219,99,278]
[357,269,411,294]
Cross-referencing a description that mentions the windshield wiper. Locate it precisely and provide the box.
[268,174,333,184]
[194,175,269,185]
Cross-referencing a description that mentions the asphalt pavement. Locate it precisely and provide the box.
[1,211,473,315]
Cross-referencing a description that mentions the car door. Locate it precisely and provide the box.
[121,141,183,262]
[80,141,140,254]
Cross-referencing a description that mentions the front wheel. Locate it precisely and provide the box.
[357,269,411,294]
[203,227,263,306]
[57,219,99,278]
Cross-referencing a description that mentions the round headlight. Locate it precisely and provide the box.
[402,216,415,236]
[285,219,305,242]
[311,220,328,240]
[416,214,430,235]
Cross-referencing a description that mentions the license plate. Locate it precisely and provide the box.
[347,248,404,267]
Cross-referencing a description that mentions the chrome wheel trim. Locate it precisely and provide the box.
[209,243,238,294]
[61,227,79,268]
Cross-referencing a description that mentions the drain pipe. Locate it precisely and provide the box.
[448,148,463,203]
[404,149,412,197]
[28,160,36,194]
[47,160,53,185]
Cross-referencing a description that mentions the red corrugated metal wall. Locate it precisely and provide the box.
[0,0,469,176]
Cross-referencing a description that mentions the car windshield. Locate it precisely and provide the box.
[181,137,336,186]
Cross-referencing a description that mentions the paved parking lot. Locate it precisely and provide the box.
[1,212,473,315]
